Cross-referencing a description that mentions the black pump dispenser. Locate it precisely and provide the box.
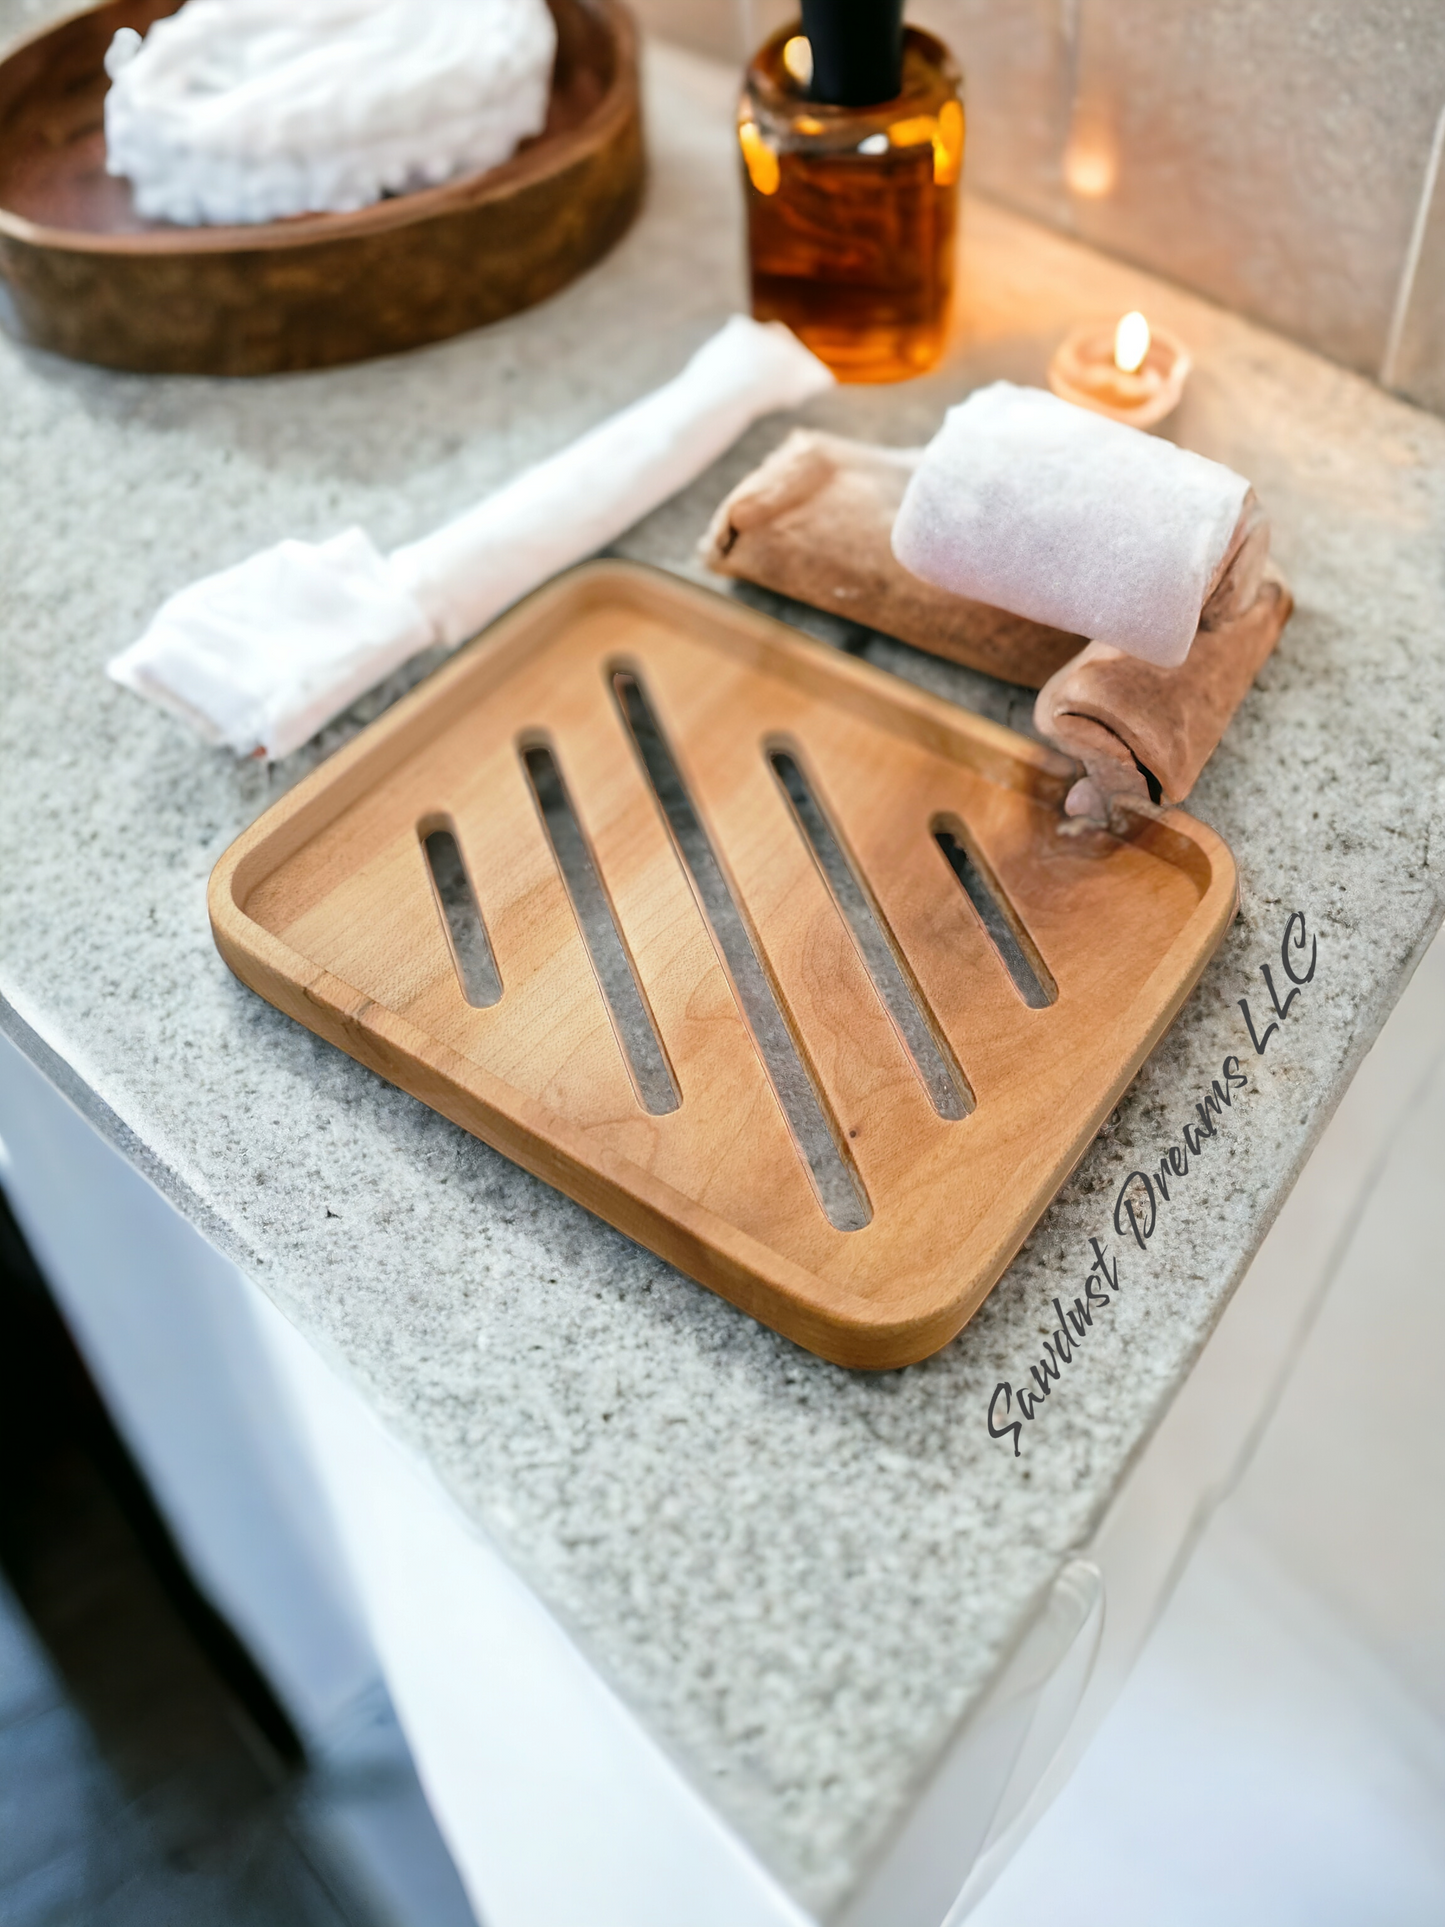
[799,0,905,108]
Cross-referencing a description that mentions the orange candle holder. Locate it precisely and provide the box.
[1048,317,1191,428]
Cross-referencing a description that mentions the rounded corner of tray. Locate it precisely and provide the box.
[1166,805,1239,919]
[206,819,278,953]
[790,1290,976,1373]
[1117,802,1238,922]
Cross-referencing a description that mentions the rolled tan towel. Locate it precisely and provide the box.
[704,426,1292,830]
[703,428,1270,689]
[1034,571,1294,824]
[702,429,1086,687]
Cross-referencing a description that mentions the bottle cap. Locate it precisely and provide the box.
[799,0,904,108]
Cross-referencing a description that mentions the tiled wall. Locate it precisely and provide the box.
[633,0,1445,413]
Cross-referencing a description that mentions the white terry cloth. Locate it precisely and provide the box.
[108,317,835,760]
[891,381,1251,669]
[103,0,557,226]
[109,529,438,762]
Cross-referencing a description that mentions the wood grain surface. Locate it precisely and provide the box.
[0,0,644,374]
[209,564,1238,1367]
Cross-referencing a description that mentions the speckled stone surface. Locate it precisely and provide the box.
[2,16,1444,1918]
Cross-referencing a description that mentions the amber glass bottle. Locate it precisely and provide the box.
[738,10,963,383]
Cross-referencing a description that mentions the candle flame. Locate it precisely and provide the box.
[1114,311,1151,374]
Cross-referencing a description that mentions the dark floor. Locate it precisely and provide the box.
[0,1188,425,1927]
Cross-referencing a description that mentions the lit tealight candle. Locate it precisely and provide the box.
[1047,309,1191,428]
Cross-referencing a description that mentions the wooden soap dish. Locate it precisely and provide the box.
[210,564,1237,1368]
[0,0,643,375]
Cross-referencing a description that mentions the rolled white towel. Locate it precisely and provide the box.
[103,0,557,227]
[891,382,1252,669]
[108,317,835,759]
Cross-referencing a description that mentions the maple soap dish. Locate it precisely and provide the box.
[209,564,1237,1367]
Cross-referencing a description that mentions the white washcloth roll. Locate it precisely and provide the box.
[108,317,834,759]
[891,382,1251,669]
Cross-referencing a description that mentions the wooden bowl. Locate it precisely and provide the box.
[0,0,644,375]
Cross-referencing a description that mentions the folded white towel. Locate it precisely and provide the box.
[891,381,1251,669]
[104,0,557,226]
[109,317,834,759]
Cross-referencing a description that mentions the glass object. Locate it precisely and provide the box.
[738,21,964,383]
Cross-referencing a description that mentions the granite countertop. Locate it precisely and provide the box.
[3,16,1444,1916]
